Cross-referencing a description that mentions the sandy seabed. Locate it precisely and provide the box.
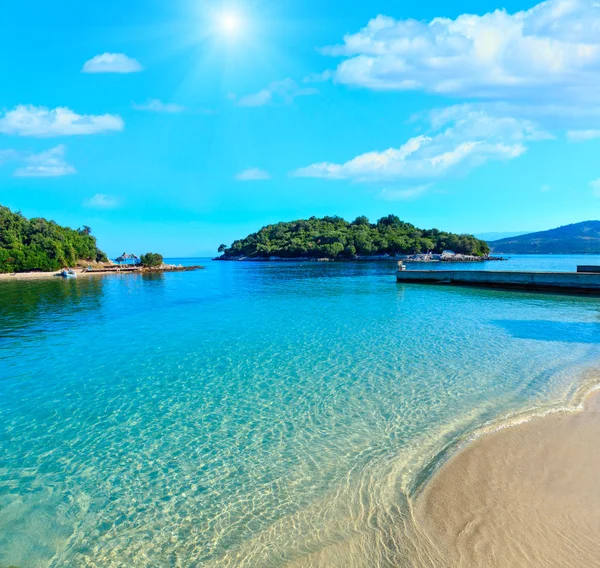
[416,388,600,568]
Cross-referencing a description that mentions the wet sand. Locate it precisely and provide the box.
[416,390,600,567]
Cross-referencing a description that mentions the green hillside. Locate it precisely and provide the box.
[489,221,600,254]
[0,205,108,273]
[217,215,490,260]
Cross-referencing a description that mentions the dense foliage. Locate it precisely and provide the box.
[140,252,164,268]
[489,221,600,254]
[0,205,108,273]
[219,215,490,259]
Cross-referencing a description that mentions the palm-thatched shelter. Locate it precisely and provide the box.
[116,252,140,265]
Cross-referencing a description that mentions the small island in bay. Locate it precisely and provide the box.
[215,215,494,261]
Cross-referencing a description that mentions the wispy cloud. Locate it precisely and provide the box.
[293,107,546,182]
[82,53,143,74]
[13,145,76,178]
[236,90,272,107]
[132,99,186,113]
[303,70,334,83]
[0,105,123,137]
[567,130,600,142]
[236,79,317,107]
[83,193,121,209]
[591,178,600,196]
[236,168,271,180]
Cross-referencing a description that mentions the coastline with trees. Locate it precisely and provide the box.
[0,205,203,280]
[0,205,108,273]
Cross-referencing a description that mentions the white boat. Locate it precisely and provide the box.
[60,269,78,279]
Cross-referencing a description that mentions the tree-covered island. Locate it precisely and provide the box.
[217,215,490,260]
[0,205,108,273]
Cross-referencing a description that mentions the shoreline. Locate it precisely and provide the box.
[414,368,600,567]
[0,265,204,282]
[408,365,600,500]
[213,255,504,262]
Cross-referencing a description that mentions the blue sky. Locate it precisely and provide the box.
[1,0,600,257]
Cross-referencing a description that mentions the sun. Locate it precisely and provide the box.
[218,11,242,36]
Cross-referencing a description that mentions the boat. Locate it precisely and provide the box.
[60,269,78,279]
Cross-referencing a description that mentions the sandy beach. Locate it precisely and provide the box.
[0,269,127,281]
[0,265,199,282]
[0,262,120,281]
[0,270,65,281]
[416,385,600,567]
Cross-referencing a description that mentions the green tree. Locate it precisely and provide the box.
[351,216,370,226]
[140,252,164,268]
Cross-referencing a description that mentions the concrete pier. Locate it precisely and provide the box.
[396,270,600,294]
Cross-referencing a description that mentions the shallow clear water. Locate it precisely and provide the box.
[1,256,599,567]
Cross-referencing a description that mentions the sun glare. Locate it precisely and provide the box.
[218,11,242,36]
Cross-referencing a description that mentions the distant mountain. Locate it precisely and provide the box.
[475,231,530,242]
[489,221,600,254]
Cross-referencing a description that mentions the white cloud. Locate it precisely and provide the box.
[82,53,143,74]
[0,105,123,137]
[325,0,600,105]
[236,168,271,180]
[591,178,600,196]
[237,78,318,107]
[541,184,551,192]
[567,129,600,142]
[13,145,76,178]
[132,99,186,113]
[84,193,121,209]
[379,185,431,200]
[293,108,545,182]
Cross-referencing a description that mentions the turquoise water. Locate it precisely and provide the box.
[1,256,599,567]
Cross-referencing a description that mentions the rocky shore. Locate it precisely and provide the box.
[214,254,506,262]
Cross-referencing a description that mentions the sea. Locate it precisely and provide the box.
[1,255,599,567]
